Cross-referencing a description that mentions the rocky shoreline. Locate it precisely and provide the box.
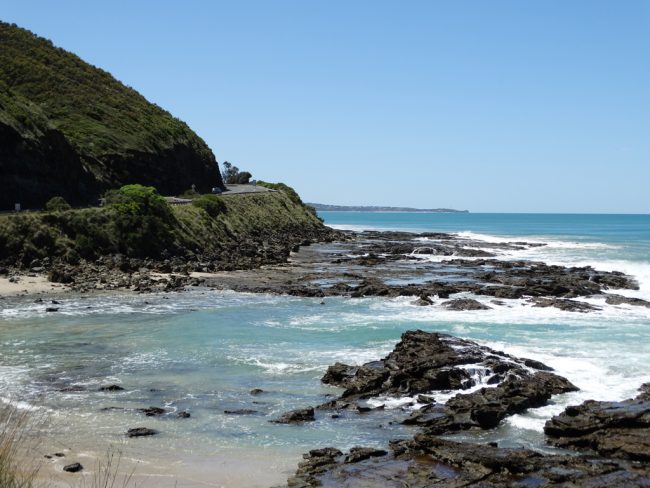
[4,229,649,486]
[200,230,648,313]
[4,230,648,314]
[284,330,650,487]
[0,225,343,296]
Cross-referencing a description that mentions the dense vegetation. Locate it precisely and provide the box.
[0,21,223,209]
[0,184,325,267]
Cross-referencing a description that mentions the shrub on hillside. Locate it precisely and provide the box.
[192,194,226,218]
[101,185,176,257]
[45,196,71,212]
[104,184,171,219]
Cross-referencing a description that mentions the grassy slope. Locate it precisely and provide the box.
[0,81,51,139]
[0,21,223,208]
[0,191,325,266]
[0,22,212,162]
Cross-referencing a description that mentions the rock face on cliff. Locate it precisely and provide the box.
[0,21,224,210]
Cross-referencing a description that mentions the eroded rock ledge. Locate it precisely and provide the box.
[201,231,644,313]
[317,331,577,437]
[275,331,576,431]
[545,383,650,461]
[284,332,650,487]
[288,436,650,487]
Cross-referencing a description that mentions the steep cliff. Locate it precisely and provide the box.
[0,22,223,209]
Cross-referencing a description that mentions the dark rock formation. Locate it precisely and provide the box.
[441,298,490,311]
[316,331,577,438]
[138,406,166,416]
[126,427,158,437]
[605,294,650,308]
[530,297,601,312]
[284,331,600,486]
[287,436,650,487]
[98,384,124,392]
[405,372,577,434]
[545,383,650,461]
[412,295,433,306]
[0,119,100,210]
[271,407,315,424]
[201,231,639,312]
[320,331,575,410]
[224,409,259,415]
[63,462,83,473]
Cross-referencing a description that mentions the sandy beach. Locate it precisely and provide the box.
[36,444,297,488]
[0,274,70,297]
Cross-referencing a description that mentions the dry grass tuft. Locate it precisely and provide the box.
[0,403,41,488]
[80,447,139,488]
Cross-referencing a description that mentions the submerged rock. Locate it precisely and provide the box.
[138,406,166,416]
[224,409,259,415]
[98,384,124,392]
[126,427,158,437]
[412,294,433,306]
[530,297,601,312]
[441,298,490,311]
[271,407,315,424]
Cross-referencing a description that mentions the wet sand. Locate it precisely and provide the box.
[35,439,299,487]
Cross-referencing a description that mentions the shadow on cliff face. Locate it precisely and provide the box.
[0,122,99,210]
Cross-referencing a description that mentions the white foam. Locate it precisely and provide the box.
[0,397,40,411]
[327,223,379,232]
[453,231,618,250]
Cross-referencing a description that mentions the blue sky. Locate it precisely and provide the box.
[3,1,649,212]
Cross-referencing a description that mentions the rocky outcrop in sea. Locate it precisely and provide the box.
[284,331,650,487]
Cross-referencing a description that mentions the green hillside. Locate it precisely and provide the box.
[0,21,224,209]
[0,185,329,269]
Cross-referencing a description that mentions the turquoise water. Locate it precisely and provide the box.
[1,212,650,486]
[321,211,650,259]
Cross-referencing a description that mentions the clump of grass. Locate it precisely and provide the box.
[79,446,139,488]
[0,404,41,488]
[1,402,147,488]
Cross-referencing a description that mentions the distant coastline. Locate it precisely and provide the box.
[309,203,469,213]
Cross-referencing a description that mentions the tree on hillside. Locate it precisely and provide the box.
[221,162,253,184]
[222,161,238,184]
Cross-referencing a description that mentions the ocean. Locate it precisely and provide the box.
[1,212,649,486]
